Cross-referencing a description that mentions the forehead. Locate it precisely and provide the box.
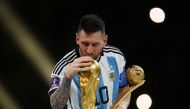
[78,30,104,41]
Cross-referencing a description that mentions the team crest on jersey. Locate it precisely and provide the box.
[108,70,115,81]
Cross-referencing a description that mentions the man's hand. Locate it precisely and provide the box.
[64,56,94,79]
[115,94,131,109]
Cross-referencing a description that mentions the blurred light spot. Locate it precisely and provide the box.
[136,93,152,109]
[149,7,165,23]
[0,82,22,109]
[0,0,55,84]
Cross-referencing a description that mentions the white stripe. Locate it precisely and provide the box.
[56,55,77,75]
[53,51,75,74]
[103,49,123,55]
[104,45,120,50]
[57,49,75,65]
[69,80,80,109]
[53,52,76,74]
[48,87,58,94]
[103,46,123,54]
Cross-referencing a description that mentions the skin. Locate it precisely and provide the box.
[50,30,108,109]
[76,30,107,60]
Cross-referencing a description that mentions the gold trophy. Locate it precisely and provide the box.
[78,60,101,109]
[110,65,145,109]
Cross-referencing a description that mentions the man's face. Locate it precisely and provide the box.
[76,30,108,60]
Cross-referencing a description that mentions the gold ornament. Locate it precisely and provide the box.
[78,60,100,109]
[127,65,145,86]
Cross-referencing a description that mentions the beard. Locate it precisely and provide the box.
[83,54,98,60]
[79,49,102,60]
[80,52,100,60]
[90,55,99,60]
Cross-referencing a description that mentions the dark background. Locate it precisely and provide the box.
[0,0,189,109]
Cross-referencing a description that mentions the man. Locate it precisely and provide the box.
[48,14,131,109]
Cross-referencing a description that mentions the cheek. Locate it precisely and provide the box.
[94,47,102,54]
[78,43,85,49]
[80,46,87,52]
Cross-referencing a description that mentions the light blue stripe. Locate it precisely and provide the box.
[97,73,107,109]
[73,75,82,109]
[107,56,119,103]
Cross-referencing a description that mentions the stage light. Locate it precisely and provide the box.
[149,7,165,23]
[136,94,152,109]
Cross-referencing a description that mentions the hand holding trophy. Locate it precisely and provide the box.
[110,65,145,109]
[78,60,100,109]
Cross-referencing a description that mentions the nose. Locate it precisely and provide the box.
[87,45,93,55]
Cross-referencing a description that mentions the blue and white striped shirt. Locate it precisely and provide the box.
[48,45,129,109]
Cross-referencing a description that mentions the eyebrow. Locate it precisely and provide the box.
[81,41,100,45]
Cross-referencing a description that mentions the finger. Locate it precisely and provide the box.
[75,67,91,73]
[79,67,91,72]
[72,62,92,69]
[72,63,81,68]
[78,62,93,68]
[75,56,94,63]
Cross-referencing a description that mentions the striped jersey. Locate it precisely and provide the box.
[48,45,129,109]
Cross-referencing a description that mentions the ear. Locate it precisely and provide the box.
[76,33,79,45]
[103,35,108,46]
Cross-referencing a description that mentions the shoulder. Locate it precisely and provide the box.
[57,49,78,65]
[62,49,78,60]
[52,49,78,75]
[102,45,125,57]
[102,45,127,71]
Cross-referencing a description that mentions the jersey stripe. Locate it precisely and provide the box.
[53,50,77,74]
[56,55,77,75]
[97,72,107,109]
[103,50,123,56]
[103,45,122,52]
[103,45,124,56]
[107,56,119,102]
[53,49,75,74]
[103,45,121,51]
[73,75,82,109]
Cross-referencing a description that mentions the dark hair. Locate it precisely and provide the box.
[77,14,105,34]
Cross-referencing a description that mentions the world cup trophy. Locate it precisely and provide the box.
[110,65,145,109]
[78,60,101,109]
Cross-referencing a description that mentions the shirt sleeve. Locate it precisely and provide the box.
[48,74,63,96]
[115,53,129,88]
